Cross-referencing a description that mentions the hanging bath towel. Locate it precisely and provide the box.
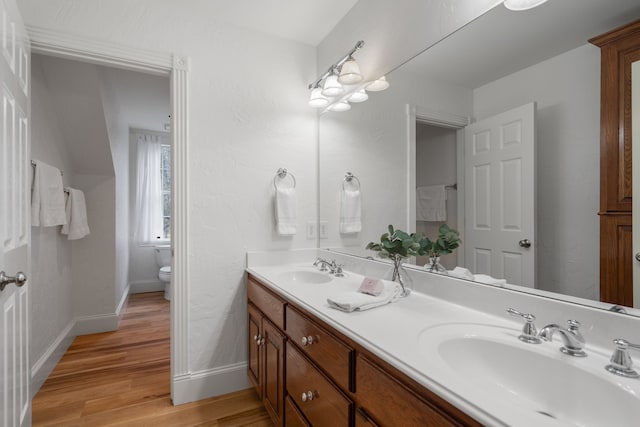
[31,160,67,227]
[416,185,447,221]
[61,188,90,240]
[275,187,297,235]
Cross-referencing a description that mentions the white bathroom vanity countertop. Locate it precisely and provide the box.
[246,260,640,427]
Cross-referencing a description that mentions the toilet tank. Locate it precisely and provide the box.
[154,245,171,267]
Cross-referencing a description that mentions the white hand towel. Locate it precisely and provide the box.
[61,188,90,240]
[327,280,402,312]
[31,160,67,227]
[473,274,507,286]
[416,185,447,221]
[275,187,297,235]
[340,189,362,234]
[447,266,474,281]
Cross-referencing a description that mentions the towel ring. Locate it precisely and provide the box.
[273,168,296,190]
[342,172,361,191]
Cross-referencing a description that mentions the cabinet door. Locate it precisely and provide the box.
[263,318,285,426]
[247,304,262,396]
[356,408,380,427]
[286,396,311,427]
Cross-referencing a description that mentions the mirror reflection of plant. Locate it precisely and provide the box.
[423,224,461,258]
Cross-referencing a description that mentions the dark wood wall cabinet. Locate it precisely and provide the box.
[246,274,482,427]
[591,19,640,306]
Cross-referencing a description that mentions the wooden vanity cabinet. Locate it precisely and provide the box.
[591,19,640,306]
[247,274,481,427]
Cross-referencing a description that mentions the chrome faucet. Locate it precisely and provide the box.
[538,320,587,357]
[605,338,640,378]
[313,258,332,272]
[313,258,342,275]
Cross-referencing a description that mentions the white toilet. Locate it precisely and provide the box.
[154,245,171,300]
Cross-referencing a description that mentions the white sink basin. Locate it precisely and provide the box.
[277,270,332,284]
[418,323,640,426]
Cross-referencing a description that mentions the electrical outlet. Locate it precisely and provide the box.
[306,221,317,239]
[319,221,328,239]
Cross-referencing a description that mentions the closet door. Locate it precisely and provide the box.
[0,0,32,425]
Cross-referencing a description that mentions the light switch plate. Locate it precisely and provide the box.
[306,221,316,239]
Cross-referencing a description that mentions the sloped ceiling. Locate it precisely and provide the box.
[36,54,170,176]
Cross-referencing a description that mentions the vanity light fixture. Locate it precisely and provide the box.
[329,100,351,112]
[308,40,372,112]
[366,75,390,92]
[338,57,363,84]
[348,89,369,103]
[503,0,549,11]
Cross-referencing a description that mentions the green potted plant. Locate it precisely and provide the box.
[366,225,430,296]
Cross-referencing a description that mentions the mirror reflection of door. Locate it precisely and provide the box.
[463,103,536,288]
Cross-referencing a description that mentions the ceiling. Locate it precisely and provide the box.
[400,0,640,89]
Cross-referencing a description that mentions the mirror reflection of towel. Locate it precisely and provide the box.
[416,185,446,221]
[340,189,361,233]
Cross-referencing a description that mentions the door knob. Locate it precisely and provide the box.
[518,239,532,248]
[0,271,27,291]
[635,253,640,262]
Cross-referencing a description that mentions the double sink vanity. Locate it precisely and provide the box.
[246,249,640,427]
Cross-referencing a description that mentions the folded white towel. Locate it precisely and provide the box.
[473,274,507,286]
[340,189,362,234]
[447,266,474,280]
[416,185,447,221]
[31,160,67,227]
[275,187,297,235]
[61,188,90,240]
[327,280,402,312]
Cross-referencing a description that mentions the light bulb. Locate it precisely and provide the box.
[321,75,344,97]
[338,58,363,85]
[348,89,368,103]
[366,76,390,92]
[308,87,329,108]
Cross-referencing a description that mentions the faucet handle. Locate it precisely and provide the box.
[605,338,640,378]
[334,264,344,277]
[507,308,541,344]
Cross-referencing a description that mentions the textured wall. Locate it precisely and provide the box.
[473,44,601,300]
[30,55,75,366]
[19,0,318,381]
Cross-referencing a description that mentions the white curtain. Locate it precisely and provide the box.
[135,134,163,242]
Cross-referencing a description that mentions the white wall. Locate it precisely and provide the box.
[319,69,472,252]
[29,55,75,388]
[20,0,318,398]
[415,124,458,269]
[473,44,601,300]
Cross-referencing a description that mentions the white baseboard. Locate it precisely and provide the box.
[129,280,165,294]
[171,362,250,405]
[31,320,76,398]
[72,312,119,335]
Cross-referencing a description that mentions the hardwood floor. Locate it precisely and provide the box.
[33,292,272,427]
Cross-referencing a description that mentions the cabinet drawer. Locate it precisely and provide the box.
[247,276,285,329]
[356,355,460,427]
[286,306,353,391]
[285,396,310,427]
[286,342,351,427]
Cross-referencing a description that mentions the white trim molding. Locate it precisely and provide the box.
[30,320,75,398]
[27,26,172,76]
[26,27,191,405]
[171,362,251,405]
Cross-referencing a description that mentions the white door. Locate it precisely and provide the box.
[1,0,31,425]
[464,102,535,288]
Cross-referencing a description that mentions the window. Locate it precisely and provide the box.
[161,144,171,240]
[135,133,171,243]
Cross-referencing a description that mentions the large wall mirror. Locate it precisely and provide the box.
[319,0,640,314]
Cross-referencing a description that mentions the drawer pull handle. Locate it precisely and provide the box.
[301,391,315,402]
[301,335,314,346]
[253,335,259,342]
[259,338,265,346]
